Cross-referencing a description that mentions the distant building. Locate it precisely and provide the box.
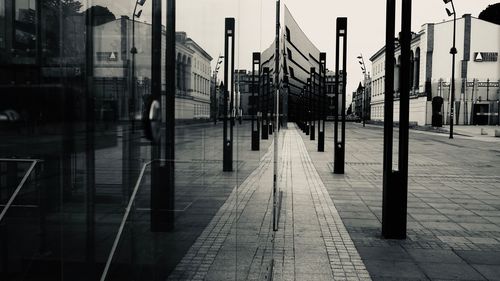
[353,82,364,118]
[234,69,253,119]
[325,69,344,118]
[370,14,499,125]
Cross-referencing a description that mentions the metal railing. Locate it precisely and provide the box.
[0,158,41,223]
[100,159,165,281]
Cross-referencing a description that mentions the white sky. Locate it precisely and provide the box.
[89,0,496,100]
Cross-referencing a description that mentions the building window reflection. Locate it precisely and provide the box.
[14,0,36,56]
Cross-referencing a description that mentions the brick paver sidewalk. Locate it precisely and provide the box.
[167,125,371,281]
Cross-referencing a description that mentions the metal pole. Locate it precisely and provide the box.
[131,3,139,131]
[273,0,280,232]
[318,53,326,152]
[262,68,269,139]
[153,0,176,232]
[382,0,411,239]
[449,1,456,138]
[334,17,347,174]
[382,0,396,238]
[310,67,316,141]
[223,18,235,172]
[252,53,261,151]
[307,78,311,135]
[497,100,499,126]
[341,20,347,166]
[397,0,411,239]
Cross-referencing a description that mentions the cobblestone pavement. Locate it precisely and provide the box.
[302,122,500,281]
[167,125,371,281]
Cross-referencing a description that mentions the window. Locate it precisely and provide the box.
[287,48,292,60]
[14,0,37,54]
[289,66,294,78]
[286,27,291,42]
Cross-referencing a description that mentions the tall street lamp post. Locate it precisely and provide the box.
[443,0,457,139]
[357,54,367,127]
[131,0,146,131]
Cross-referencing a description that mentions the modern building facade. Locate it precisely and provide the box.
[370,14,500,126]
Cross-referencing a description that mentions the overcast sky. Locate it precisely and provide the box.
[89,0,496,100]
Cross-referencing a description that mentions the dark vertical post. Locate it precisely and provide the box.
[84,7,96,278]
[318,53,326,152]
[449,0,457,138]
[273,0,280,232]
[382,0,411,239]
[163,0,176,231]
[398,0,411,238]
[310,67,316,141]
[151,0,173,232]
[497,99,499,126]
[252,53,261,151]
[334,17,347,174]
[223,18,235,172]
[382,0,396,239]
[262,67,269,139]
[307,78,311,135]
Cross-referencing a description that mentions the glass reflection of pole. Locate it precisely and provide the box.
[262,67,269,140]
[273,0,280,232]
[84,7,96,279]
[252,53,261,151]
[131,0,146,131]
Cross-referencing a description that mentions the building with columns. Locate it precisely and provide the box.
[370,14,499,126]
[92,18,212,121]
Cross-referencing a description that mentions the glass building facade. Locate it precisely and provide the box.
[0,1,280,280]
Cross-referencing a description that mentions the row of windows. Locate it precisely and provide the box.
[193,73,210,95]
[194,58,210,75]
[372,105,384,118]
[194,103,209,116]
[372,77,384,97]
[374,63,385,76]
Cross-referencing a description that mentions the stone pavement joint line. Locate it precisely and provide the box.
[167,124,372,281]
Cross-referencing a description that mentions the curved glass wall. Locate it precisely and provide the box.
[0,0,280,280]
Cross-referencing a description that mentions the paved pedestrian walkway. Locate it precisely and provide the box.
[167,125,371,281]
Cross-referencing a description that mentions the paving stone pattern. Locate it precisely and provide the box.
[167,125,371,281]
[303,122,500,281]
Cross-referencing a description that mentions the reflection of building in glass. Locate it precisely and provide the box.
[258,5,331,122]
[94,18,213,121]
[234,69,252,118]
[283,5,322,122]
[370,14,500,126]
